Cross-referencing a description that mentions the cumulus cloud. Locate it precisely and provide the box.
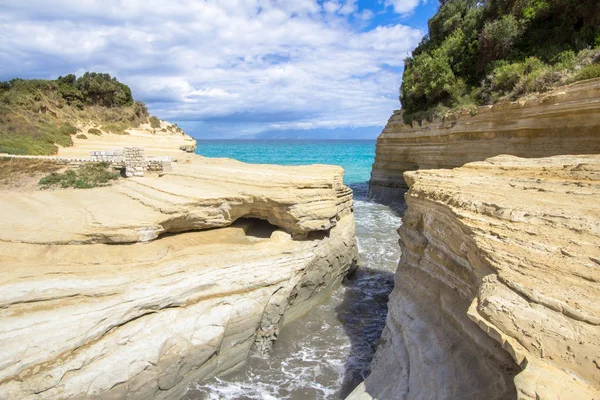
[385,0,426,15]
[0,0,424,137]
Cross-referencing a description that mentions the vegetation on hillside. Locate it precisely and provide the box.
[0,73,162,155]
[401,0,600,124]
[38,162,120,189]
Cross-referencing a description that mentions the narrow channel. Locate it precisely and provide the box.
[182,179,403,399]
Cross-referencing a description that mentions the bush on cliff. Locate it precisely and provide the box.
[401,0,600,124]
[149,116,161,129]
[0,73,151,155]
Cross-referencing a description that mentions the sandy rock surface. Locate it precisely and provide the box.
[58,120,197,161]
[0,156,352,244]
[0,156,358,399]
[351,155,600,400]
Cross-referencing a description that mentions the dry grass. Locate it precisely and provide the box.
[0,158,64,190]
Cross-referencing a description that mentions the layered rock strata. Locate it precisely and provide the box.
[0,157,358,399]
[351,155,600,399]
[369,79,600,203]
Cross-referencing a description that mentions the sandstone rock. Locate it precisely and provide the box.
[351,155,600,400]
[369,79,600,203]
[0,156,353,244]
[0,157,358,399]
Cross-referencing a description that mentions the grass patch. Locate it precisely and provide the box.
[76,134,88,139]
[39,162,120,189]
[0,158,63,186]
[87,128,102,135]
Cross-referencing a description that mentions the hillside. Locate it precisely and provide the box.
[0,73,188,155]
[401,0,600,124]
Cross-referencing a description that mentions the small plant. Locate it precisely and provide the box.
[38,162,120,189]
[75,134,88,139]
[60,122,78,135]
[101,123,129,135]
[574,63,600,81]
[88,128,102,135]
[148,116,161,128]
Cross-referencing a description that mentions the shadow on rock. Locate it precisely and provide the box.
[348,182,406,217]
[334,266,395,398]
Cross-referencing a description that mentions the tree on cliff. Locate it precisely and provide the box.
[74,72,134,107]
[400,0,600,124]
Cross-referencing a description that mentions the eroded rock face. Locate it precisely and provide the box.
[351,155,600,399]
[369,79,600,203]
[0,157,358,399]
[0,156,352,244]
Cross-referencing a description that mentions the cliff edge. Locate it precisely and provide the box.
[369,79,600,203]
[0,156,358,399]
[351,155,600,399]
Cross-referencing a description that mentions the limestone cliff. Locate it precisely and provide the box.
[369,79,600,202]
[0,157,358,399]
[351,155,600,399]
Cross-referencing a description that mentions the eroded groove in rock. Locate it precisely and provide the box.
[368,79,600,203]
[350,155,600,400]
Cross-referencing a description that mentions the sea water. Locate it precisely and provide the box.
[183,140,403,400]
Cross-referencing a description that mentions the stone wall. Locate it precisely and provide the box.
[89,150,123,163]
[1,148,173,177]
[123,147,146,177]
[147,156,173,173]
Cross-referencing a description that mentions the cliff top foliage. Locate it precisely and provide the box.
[401,0,600,124]
[0,73,153,155]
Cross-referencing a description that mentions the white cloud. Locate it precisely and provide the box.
[0,0,424,137]
[385,0,425,15]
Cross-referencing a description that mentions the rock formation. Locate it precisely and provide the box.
[369,79,600,203]
[0,156,358,399]
[58,118,197,161]
[350,155,600,399]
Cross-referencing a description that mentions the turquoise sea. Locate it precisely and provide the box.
[187,139,400,400]
[195,140,376,186]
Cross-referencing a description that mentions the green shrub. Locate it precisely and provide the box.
[75,72,133,107]
[60,122,77,135]
[88,128,102,135]
[490,61,524,93]
[39,162,120,189]
[76,134,88,139]
[148,116,161,128]
[400,0,600,123]
[574,63,600,81]
[101,122,129,135]
[133,100,149,118]
[551,50,576,71]
[480,15,521,63]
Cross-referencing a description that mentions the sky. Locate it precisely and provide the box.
[0,0,439,139]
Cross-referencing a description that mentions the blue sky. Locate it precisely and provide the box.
[0,0,439,139]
